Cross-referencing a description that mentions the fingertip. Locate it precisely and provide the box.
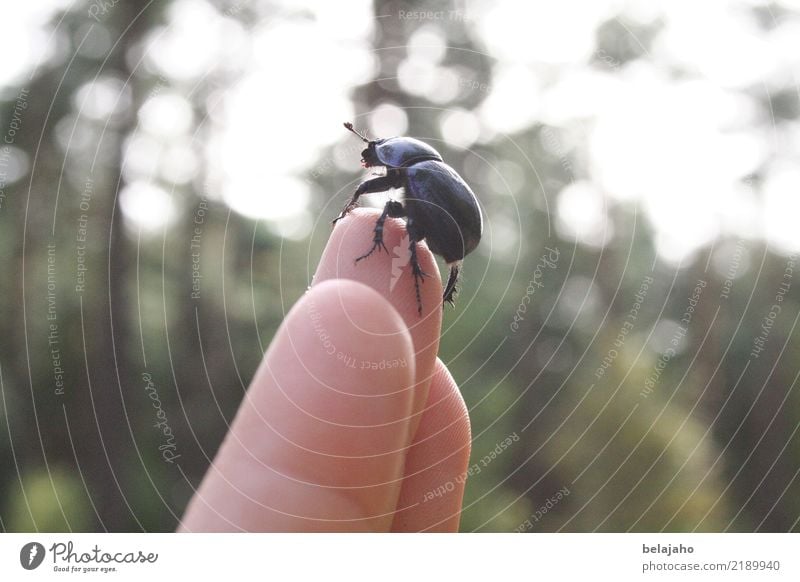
[276,278,416,402]
[317,208,443,323]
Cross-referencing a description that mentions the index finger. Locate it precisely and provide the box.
[313,207,444,432]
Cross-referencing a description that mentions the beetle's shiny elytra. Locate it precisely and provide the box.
[333,122,483,315]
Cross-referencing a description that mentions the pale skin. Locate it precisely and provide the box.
[179,208,472,532]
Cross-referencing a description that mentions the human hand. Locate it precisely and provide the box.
[179,208,471,532]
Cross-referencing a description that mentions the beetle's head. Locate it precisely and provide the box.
[360,143,381,168]
[344,122,381,168]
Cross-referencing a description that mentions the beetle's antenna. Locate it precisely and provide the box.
[344,121,369,143]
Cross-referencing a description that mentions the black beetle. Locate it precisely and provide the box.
[333,122,482,315]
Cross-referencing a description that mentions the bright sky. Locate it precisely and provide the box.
[2,0,799,258]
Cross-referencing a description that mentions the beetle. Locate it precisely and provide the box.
[333,122,482,315]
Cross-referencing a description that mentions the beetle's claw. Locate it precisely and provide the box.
[412,266,430,282]
[442,264,460,307]
[354,240,387,263]
[332,201,359,225]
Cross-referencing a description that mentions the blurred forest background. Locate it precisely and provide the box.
[1,0,799,532]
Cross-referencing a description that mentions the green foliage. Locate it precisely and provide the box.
[6,467,91,532]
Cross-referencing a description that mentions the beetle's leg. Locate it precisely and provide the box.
[355,200,405,263]
[443,262,461,306]
[331,197,359,225]
[407,232,430,316]
[332,174,400,224]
